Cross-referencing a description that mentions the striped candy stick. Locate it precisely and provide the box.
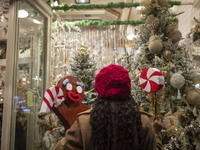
[39,86,64,114]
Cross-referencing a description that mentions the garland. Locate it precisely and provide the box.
[167,0,181,6]
[52,1,181,11]
[52,2,140,11]
[54,18,178,27]
[168,18,178,23]
[60,20,145,27]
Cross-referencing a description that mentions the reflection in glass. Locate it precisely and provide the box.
[12,1,46,150]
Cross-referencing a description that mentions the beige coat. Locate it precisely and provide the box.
[55,109,162,150]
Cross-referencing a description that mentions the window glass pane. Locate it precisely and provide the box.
[12,1,46,149]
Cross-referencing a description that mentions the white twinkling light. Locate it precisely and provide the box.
[195,83,200,89]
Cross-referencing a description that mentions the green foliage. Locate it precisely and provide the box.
[167,0,181,6]
[51,1,181,11]
[61,20,145,27]
[52,2,140,11]
[70,45,96,92]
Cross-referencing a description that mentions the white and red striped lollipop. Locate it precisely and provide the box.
[139,68,165,93]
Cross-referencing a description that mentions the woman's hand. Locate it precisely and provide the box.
[152,120,164,134]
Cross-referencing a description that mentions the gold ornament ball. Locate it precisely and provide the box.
[169,31,182,43]
[164,50,173,60]
[166,24,176,34]
[145,15,155,25]
[190,71,200,84]
[145,15,159,29]
[149,40,163,54]
[186,89,200,105]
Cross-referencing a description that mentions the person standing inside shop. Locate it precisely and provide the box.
[55,64,163,150]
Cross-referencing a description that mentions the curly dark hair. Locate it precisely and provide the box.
[90,96,143,150]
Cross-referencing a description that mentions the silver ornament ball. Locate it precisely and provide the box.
[170,73,185,89]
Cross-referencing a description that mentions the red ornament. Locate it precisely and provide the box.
[139,68,165,93]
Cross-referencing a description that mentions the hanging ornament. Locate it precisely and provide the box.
[189,69,200,84]
[145,15,155,25]
[186,89,200,105]
[170,73,185,89]
[139,67,165,93]
[168,30,182,43]
[170,73,185,99]
[166,24,177,34]
[145,15,159,29]
[163,50,173,60]
[148,36,163,54]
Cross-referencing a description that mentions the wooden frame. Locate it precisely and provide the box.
[1,0,52,149]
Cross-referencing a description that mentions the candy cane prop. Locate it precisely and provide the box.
[39,86,64,114]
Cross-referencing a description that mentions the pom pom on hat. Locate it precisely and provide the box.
[94,64,131,99]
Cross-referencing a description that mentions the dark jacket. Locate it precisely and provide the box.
[55,109,162,150]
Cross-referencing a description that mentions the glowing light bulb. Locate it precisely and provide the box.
[18,10,29,18]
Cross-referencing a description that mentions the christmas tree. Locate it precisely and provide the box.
[70,44,96,92]
[131,0,200,149]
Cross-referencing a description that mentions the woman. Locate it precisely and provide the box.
[55,64,163,150]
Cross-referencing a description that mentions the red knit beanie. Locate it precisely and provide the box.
[94,64,131,99]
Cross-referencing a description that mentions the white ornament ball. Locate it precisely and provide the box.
[149,40,163,54]
[186,89,200,105]
[170,73,185,89]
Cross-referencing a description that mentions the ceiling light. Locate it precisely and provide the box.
[18,10,29,18]
[33,19,42,24]
[75,0,90,4]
